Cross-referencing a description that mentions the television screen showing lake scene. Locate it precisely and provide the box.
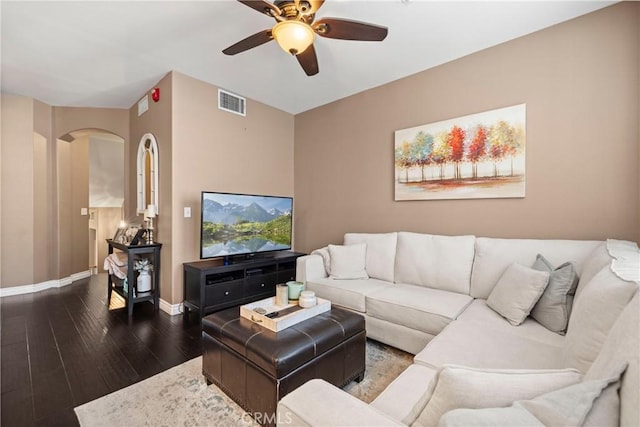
[200,192,293,259]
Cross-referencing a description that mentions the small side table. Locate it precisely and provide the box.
[106,239,162,317]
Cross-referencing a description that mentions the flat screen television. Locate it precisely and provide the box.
[200,191,293,260]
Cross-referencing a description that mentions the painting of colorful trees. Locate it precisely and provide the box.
[394,104,526,201]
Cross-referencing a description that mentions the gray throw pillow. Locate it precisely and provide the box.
[530,254,578,334]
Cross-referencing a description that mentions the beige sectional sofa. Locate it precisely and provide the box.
[278,232,639,427]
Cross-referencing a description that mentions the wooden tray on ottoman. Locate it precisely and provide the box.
[239,297,331,332]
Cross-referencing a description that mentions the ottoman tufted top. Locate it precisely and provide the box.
[202,306,365,378]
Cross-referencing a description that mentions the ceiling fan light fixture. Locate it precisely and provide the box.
[272,20,315,55]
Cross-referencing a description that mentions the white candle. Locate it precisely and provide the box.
[146,204,157,218]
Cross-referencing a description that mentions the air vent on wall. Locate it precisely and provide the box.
[218,89,246,116]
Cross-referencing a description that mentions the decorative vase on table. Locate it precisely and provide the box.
[137,269,152,292]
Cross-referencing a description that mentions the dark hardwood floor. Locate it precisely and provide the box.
[1,274,202,426]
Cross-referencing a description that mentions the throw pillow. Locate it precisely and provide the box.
[575,243,611,300]
[344,233,397,282]
[530,254,579,334]
[328,243,369,280]
[486,263,550,326]
[439,363,625,427]
[412,364,582,427]
[563,266,637,373]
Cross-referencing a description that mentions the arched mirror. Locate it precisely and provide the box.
[137,133,158,215]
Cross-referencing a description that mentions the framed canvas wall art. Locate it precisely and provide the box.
[394,104,526,201]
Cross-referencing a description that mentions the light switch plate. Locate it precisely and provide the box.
[184,207,191,218]
[81,208,88,215]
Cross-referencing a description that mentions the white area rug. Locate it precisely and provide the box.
[74,340,412,427]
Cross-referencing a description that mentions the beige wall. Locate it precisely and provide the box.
[294,2,640,253]
[54,107,129,141]
[53,107,129,280]
[129,72,173,301]
[1,100,129,287]
[33,100,56,281]
[33,132,48,283]
[57,140,72,279]
[128,71,294,305]
[53,106,130,209]
[1,95,35,287]
[169,72,294,304]
[70,136,90,275]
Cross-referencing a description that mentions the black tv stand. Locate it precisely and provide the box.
[182,251,305,318]
[222,252,269,265]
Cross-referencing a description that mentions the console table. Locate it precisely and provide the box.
[182,251,305,318]
[106,239,162,317]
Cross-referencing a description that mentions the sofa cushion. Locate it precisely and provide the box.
[394,232,475,295]
[328,243,369,280]
[584,293,638,427]
[415,300,565,370]
[366,284,472,336]
[563,266,637,373]
[365,316,435,355]
[439,405,543,426]
[412,365,582,427]
[486,263,550,326]
[344,232,397,282]
[530,254,578,334]
[371,363,437,425]
[471,237,601,299]
[439,367,624,427]
[305,277,392,313]
[457,299,567,346]
[575,242,612,300]
[277,379,404,427]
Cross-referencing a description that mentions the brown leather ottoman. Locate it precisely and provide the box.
[201,306,366,426]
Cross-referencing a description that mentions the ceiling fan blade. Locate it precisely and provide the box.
[222,29,273,55]
[296,45,319,76]
[313,18,388,41]
[237,0,281,17]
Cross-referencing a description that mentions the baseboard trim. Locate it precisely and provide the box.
[159,299,182,316]
[0,270,91,297]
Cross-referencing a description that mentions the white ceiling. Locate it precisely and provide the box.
[1,0,615,115]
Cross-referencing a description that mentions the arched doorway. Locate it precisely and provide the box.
[57,129,125,276]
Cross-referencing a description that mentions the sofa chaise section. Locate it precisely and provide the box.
[413,299,566,371]
[280,267,638,427]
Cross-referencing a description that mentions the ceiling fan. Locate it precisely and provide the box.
[222,0,388,76]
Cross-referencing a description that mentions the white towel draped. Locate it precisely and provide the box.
[104,253,128,279]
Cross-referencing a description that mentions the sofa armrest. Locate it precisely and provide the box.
[277,379,405,426]
[296,254,328,283]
